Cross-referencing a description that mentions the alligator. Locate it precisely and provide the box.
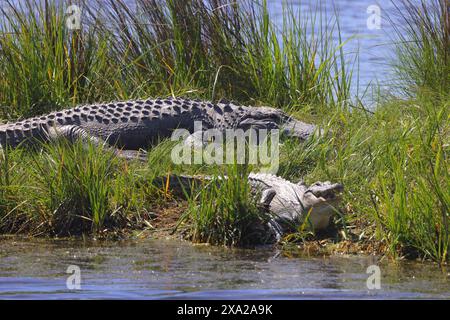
[0,97,316,160]
[156,173,344,241]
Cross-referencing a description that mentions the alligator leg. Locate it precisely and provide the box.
[47,125,148,162]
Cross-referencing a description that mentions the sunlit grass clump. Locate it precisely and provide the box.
[0,140,179,236]
[180,163,271,247]
[1,142,117,235]
[0,0,115,118]
[390,0,449,98]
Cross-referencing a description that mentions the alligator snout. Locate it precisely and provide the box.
[281,119,316,141]
[306,183,344,201]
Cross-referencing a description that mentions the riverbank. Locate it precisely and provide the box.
[0,0,448,264]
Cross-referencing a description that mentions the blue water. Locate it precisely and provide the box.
[0,237,448,299]
[267,0,396,100]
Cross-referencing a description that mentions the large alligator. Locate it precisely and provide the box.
[0,97,316,159]
[157,173,344,241]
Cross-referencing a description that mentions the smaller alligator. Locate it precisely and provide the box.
[0,97,317,160]
[156,173,344,242]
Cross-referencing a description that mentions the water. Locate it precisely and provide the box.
[266,0,398,100]
[0,237,448,299]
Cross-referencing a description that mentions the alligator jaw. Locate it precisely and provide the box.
[281,119,317,141]
[306,183,344,202]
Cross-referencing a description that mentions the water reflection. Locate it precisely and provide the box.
[0,237,448,299]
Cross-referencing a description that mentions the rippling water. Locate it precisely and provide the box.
[0,237,448,299]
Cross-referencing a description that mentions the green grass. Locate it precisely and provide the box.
[390,0,449,99]
[0,0,115,117]
[0,0,448,263]
[34,139,118,235]
[1,140,121,235]
[0,139,183,236]
[297,98,449,264]
[179,163,271,247]
[0,0,352,118]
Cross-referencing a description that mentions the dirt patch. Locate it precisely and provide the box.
[131,200,189,240]
[282,239,388,258]
[150,200,188,232]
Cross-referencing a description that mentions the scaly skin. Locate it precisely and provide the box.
[248,173,344,238]
[0,97,316,157]
[157,173,344,241]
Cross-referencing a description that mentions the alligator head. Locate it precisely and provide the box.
[252,174,344,238]
[235,106,316,141]
[300,181,344,229]
[236,107,286,130]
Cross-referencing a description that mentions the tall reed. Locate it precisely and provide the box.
[0,0,117,118]
[390,0,449,98]
[0,0,352,121]
[180,163,269,246]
